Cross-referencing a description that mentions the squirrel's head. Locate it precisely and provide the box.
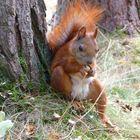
[69,26,99,65]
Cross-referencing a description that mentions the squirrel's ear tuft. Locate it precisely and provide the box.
[77,26,86,39]
[93,28,98,39]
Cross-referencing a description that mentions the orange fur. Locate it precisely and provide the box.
[47,0,103,52]
[48,1,114,128]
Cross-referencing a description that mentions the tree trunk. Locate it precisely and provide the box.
[97,0,140,35]
[0,0,50,91]
[136,0,140,19]
[55,0,140,35]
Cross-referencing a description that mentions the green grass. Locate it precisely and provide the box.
[1,30,140,140]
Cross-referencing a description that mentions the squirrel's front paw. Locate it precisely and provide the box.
[80,65,96,77]
[80,65,90,77]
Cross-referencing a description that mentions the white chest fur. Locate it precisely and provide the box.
[70,73,95,100]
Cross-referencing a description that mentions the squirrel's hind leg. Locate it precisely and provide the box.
[51,66,72,98]
[88,79,115,128]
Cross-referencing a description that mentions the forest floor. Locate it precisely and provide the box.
[1,1,140,140]
[0,30,140,140]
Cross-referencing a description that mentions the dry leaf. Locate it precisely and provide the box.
[48,130,60,140]
[116,99,132,112]
[5,131,11,140]
[121,104,132,112]
[122,39,130,46]
[52,113,61,121]
[72,101,85,113]
[131,133,140,139]
[68,119,76,126]
[25,123,36,135]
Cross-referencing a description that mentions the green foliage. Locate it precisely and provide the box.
[19,56,28,74]
[131,38,140,66]
[0,111,13,138]
[0,31,140,139]
[109,86,133,99]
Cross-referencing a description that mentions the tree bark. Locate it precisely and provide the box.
[0,0,50,91]
[136,0,140,19]
[97,0,140,35]
[55,0,140,35]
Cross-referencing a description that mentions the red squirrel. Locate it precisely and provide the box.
[47,0,114,127]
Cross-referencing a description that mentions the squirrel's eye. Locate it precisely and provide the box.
[79,45,84,51]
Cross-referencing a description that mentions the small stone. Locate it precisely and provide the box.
[52,113,61,121]
[68,119,76,125]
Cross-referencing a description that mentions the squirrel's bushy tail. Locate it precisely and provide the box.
[47,0,103,51]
